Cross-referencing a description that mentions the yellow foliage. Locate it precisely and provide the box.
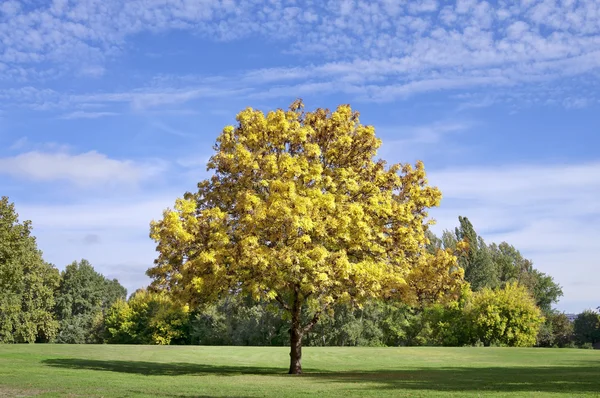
[466,282,544,347]
[148,101,462,330]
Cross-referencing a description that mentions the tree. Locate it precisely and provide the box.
[54,259,127,343]
[148,101,462,373]
[537,312,574,348]
[425,284,473,347]
[305,301,385,347]
[454,217,498,291]
[489,242,562,313]
[0,196,59,343]
[573,310,600,347]
[189,293,288,346]
[466,282,544,347]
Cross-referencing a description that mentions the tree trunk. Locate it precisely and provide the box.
[289,323,303,374]
[288,291,303,374]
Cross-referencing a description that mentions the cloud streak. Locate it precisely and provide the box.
[0,150,165,188]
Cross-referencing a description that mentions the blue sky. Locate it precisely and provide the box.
[1,0,598,313]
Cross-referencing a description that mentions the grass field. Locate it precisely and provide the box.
[0,345,599,397]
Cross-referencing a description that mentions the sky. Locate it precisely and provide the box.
[1,0,598,313]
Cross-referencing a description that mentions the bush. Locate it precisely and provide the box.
[104,290,190,345]
[466,282,544,347]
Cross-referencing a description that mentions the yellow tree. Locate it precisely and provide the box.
[148,101,462,374]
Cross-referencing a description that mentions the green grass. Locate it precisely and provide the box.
[0,345,599,397]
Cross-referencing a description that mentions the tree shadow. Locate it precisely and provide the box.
[43,358,600,394]
[42,358,288,376]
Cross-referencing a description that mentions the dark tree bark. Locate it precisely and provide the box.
[288,291,303,374]
[287,290,324,375]
[289,323,303,374]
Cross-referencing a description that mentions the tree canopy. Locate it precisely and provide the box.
[54,259,127,343]
[148,101,463,373]
[0,196,59,343]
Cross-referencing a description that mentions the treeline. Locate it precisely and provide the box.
[0,197,126,343]
[102,286,599,349]
[2,196,599,348]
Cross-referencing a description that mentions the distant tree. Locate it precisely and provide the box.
[54,259,127,343]
[573,310,600,347]
[0,196,59,343]
[526,271,562,314]
[548,312,574,347]
[424,229,443,254]
[189,293,288,346]
[425,285,473,347]
[306,301,385,347]
[454,217,498,291]
[489,242,562,313]
[466,282,544,347]
[147,101,462,373]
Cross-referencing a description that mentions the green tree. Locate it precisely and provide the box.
[489,242,562,313]
[148,101,462,373]
[54,259,127,343]
[190,293,288,346]
[466,282,544,347]
[0,196,59,343]
[537,311,574,347]
[454,217,498,291]
[573,310,600,347]
[425,285,473,347]
[305,301,385,347]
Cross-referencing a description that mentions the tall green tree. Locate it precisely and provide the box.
[454,216,498,291]
[148,101,462,373]
[54,259,126,343]
[0,196,59,343]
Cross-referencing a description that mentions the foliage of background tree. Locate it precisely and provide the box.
[453,216,498,291]
[573,310,600,347]
[190,293,288,346]
[465,282,544,347]
[424,285,473,347]
[442,217,562,313]
[305,300,385,347]
[104,289,189,345]
[148,101,463,373]
[489,242,562,314]
[0,196,60,343]
[537,312,574,348]
[54,259,126,343]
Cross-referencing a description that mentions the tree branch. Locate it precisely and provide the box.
[274,293,290,311]
[303,310,322,335]
[303,297,335,335]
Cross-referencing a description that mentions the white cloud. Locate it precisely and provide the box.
[427,162,600,312]
[16,195,180,296]
[0,150,165,187]
[0,0,599,106]
[378,120,472,157]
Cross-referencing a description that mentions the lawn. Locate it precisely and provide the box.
[0,345,598,397]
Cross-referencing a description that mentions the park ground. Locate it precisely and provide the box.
[0,345,599,397]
